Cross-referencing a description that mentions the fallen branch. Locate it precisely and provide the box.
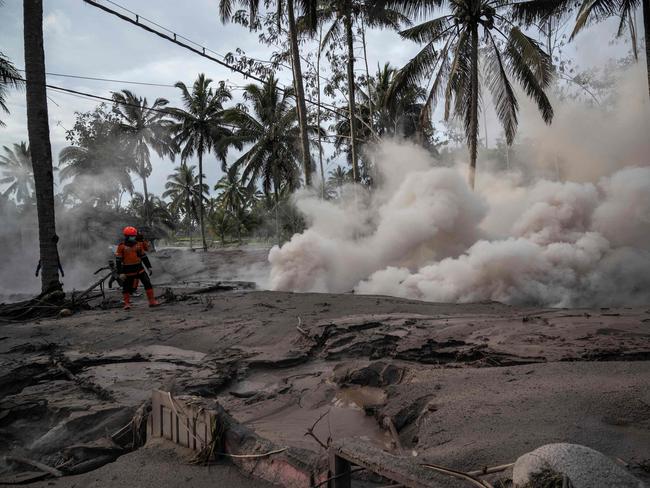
[296,316,309,337]
[53,359,114,401]
[218,447,288,459]
[3,456,63,478]
[421,463,493,488]
[467,463,514,477]
[304,410,331,450]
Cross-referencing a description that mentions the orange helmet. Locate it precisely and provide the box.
[123,226,138,237]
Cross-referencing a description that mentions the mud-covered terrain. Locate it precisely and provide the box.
[1,249,649,487]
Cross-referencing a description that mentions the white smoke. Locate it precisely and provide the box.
[268,67,650,307]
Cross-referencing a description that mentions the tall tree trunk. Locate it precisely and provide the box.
[186,194,192,249]
[317,25,325,199]
[24,0,61,294]
[273,184,280,246]
[286,0,312,186]
[361,21,374,135]
[643,0,650,96]
[198,151,207,251]
[468,26,479,190]
[345,3,360,183]
[141,168,149,226]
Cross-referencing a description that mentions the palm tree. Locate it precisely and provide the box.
[58,115,134,208]
[393,0,554,189]
[219,0,315,186]
[328,164,352,189]
[0,51,20,127]
[317,0,410,182]
[0,142,34,204]
[368,63,429,139]
[163,164,208,248]
[127,192,176,235]
[331,63,433,178]
[23,0,62,293]
[170,74,237,251]
[112,90,175,224]
[214,166,252,215]
[513,0,650,99]
[214,167,260,242]
[225,75,317,202]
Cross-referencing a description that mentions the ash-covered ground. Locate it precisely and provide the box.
[1,248,649,487]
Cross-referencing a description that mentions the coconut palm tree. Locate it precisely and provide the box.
[219,0,316,186]
[23,0,62,293]
[332,63,433,168]
[225,75,319,202]
[169,74,237,251]
[214,166,252,215]
[58,108,134,207]
[127,192,176,235]
[0,142,34,204]
[112,90,175,224]
[368,63,430,139]
[513,0,650,99]
[0,51,20,127]
[163,164,208,248]
[392,0,554,189]
[214,167,260,242]
[317,0,410,182]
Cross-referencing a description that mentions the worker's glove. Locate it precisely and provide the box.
[118,274,127,281]
[146,267,153,276]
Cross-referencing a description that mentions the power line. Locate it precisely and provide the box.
[81,0,353,122]
[9,75,351,140]
[17,68,176,88]
[16,67,249,91]
[10,75,180,116]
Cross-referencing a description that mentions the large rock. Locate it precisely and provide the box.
[513,443,645,488]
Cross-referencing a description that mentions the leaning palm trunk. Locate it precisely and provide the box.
[468,26,480,191]
[287,0,312,186]
[198,151,207,251]
[345,4,360,183]
[23,0,61,294]
[317,26,326,199]
[643,0,650,96]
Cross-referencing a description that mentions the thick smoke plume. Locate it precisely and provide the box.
[269,68,650,307]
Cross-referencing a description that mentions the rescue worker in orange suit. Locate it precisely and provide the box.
[131,233,150,294]
[115,226,159,310]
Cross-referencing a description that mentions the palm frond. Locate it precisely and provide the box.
[486,34,519,144]
[506,37,554,124]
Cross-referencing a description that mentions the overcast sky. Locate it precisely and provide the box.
[0,0,632,199]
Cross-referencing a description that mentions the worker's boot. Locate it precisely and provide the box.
[131,279,141,297]
[123,293,131,310]
[146,289,159,308]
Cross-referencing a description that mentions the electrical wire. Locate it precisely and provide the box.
[17,68,176,88]
[81,0,358,123]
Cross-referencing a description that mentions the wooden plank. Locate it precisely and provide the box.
[150,390,218,452]
[329,449,351,488]
[330,439,447,488]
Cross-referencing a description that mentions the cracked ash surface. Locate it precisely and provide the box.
[1,251,649,486]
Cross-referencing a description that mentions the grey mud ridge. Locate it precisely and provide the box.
[1,285,649,487]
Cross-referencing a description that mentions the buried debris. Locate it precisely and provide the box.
[512,443,646,488]
[149,390,326,487]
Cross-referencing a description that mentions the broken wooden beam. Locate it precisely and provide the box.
[328,438,448,488]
